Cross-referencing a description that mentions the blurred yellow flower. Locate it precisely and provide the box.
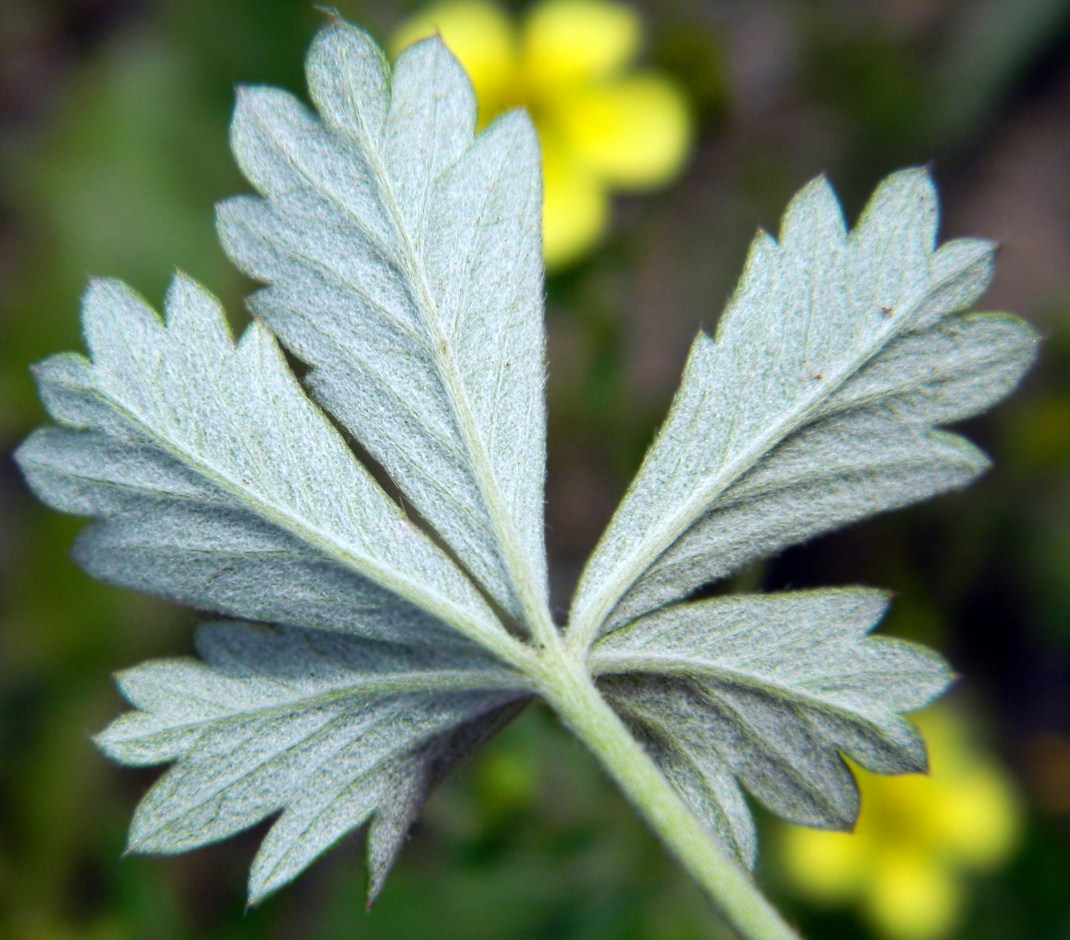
[778,707,1022,940]
[392,0,692,268]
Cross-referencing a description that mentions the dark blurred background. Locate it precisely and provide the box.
[2,1,1070,938]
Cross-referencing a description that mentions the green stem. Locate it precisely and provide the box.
[535,650,801,940]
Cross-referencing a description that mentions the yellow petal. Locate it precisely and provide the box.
[925,761,1021,869]
[554,73,692,189]
[907,709,1022,868]
[521,0,641,91]
[778,826,872,904]
[541,136,608,268]
[859,768,941,842]
[391,1,519,123]
[865,849,961,940]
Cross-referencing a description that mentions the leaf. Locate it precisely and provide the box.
[570,170,1039,644]
[16,273,509,654]
[95,620,529,903]
[216,18,548,621]
[15,21,552,906]
[15,270,537,900]
[15,10,1038,925]
[592,590,951,864]
[363,696,528,901]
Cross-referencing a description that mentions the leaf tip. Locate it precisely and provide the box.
[312,3,344,24]
[123,830,148,857]
[364,852,393,908]
[245,879,270,910]
[780,172,847,245]
[902,730,931,775]
[307,10,386,70]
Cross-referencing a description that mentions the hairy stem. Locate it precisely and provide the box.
[535,650,800,940]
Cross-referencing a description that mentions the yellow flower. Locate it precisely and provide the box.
[392,0,692,268]
[778,707,1022,940]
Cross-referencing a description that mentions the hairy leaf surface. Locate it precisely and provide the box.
[593,590,951,864]
[15,13,1038,920]
[217,19,547,620]
[570,171,1038,643]
[97,621,528,902]
[16,273,506,652]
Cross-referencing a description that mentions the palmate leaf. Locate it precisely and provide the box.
[15,13,1037,933]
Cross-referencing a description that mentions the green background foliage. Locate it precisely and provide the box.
[1,1,1069,937]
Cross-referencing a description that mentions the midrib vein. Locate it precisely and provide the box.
[573,276,943,648]
[351,93,554,643]
[99,385,529,666]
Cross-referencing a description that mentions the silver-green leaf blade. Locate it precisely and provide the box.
[15,273,504,651]
[217,21,547,621]
[571,170,1038,643]
[96,621,528,903]
[362,699,527,904]
[614,693,758,869]
[593,589,951,858]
